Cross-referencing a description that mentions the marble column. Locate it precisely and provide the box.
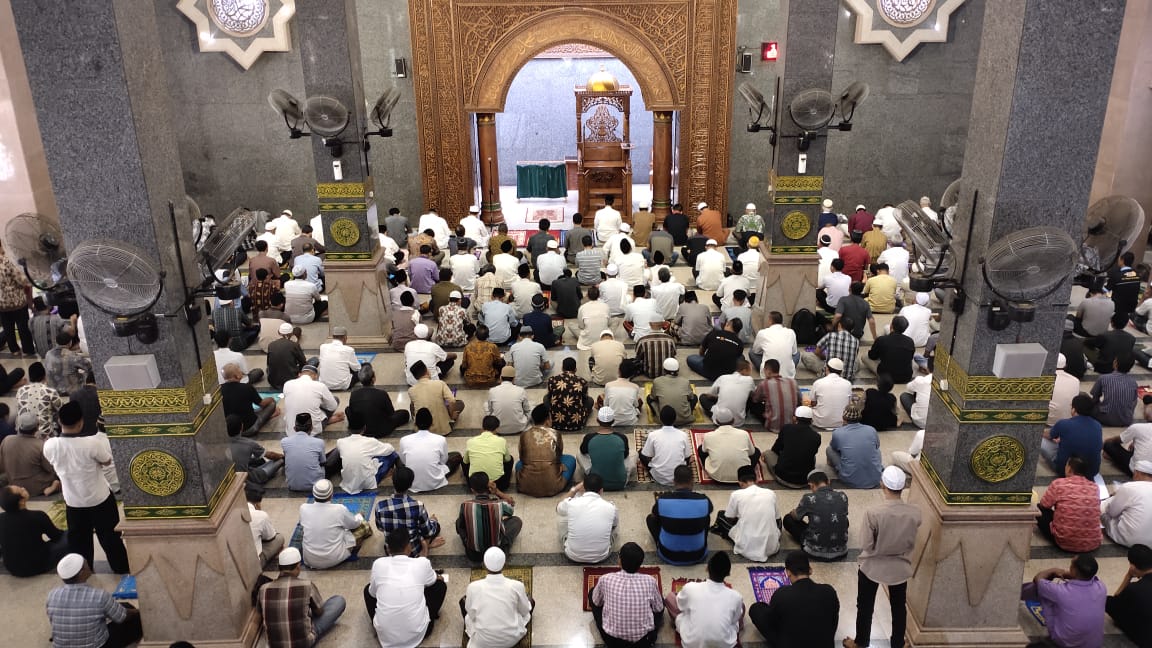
[906,1,1126,646]
[651,111,674,222]
[476,112,504,225]
[756,0,839,320]
[296,0,391,346]
[10,1,258,645]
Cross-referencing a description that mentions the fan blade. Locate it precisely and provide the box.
[838,81,870,116]
[789,89,835,131]
[371,87,402,129]
[939,179,962,210]
[199,207,257,276]
[1082,196,1145,272]
[304,96,350,137]
[268,89,304,129]
[982,227,1079,301]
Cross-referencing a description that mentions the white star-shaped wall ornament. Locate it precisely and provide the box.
[176,0,296,70]
[842,0,967,62]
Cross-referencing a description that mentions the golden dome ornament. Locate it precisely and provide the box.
[587,64,620,92]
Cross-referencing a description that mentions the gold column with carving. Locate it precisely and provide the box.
[476,113,503,224]
[651,110,674,220]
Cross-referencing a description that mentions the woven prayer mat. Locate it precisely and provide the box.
[633,429,700,484]
[527,207,565,223]
[355,352,377,365]
[748,566,790,604]
[288,493,376,552]
[462,566,533,647]
[670,578,740,647]
[690,430,768,485]
[582,566,662,611]
[48,500,67,530]
[642,382,708,425]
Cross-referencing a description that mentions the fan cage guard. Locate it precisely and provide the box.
[199,208,256,277]
[67,239,164,316]
[894,201,953,276]
[789,89,835,131]
[304,96,350,138]
[1082,196,1145,273]
[5,214,65,284]
[982,227,1079,303]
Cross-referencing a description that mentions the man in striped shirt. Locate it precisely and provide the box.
[455,471,521,562]
[634,319,677,378]
[575,235,604,285]
[258,547,346,648]
[750,359,800,431]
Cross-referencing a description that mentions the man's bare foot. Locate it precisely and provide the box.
[428,537,446,549]
[43,481,60,497]
[842,638,860,648]
[328,412,346,424]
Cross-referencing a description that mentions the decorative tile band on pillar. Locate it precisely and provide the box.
[932,387,1048,424]
[105,397,221,438]
[934,347,1054,401]
[921,454,1032,505]
[123,470,238,519]
[317,181,374,261]
[98,361,218,416]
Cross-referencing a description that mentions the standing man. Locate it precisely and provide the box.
[259,547,347,648]
[42,402,129,574]
[0,240,34,355]
[845,466,922,648]
[749,551,840,647]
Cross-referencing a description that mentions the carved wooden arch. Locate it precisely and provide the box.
[466,10,682,112]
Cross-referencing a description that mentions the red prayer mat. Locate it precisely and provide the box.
[690,429,768,484]
[634,429,701,484]
[582,566,662,611]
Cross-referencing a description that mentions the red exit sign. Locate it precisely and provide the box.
[762,42,779,61]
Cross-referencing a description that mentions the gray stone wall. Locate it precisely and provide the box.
[154,0,316,221]
[823,0,985,212]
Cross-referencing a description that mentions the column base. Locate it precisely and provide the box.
[755,251,818,325]
[904,460,1035,648]
[323,247,393,348]
[121,474,261,648]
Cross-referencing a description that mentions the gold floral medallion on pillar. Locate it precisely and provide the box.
[780,211,811,240]
[329,217,361,247]
[969,435,1026,483]
[129,450,187,496]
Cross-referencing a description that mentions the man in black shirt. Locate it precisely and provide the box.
[70,372,102,436]
[686,319,744,381]
[749,551,840,647]
[526,218,554,268]
[347,365,410,438]
[664,203,690,246]
[832,282,876,340]
[1061,323,1088,380]
[766,406,821,488]
[782,471,849,561]
[682,232,710,268]
[550,269,582,319]
[565,214,594,265]
[1085,313,1136,373]
[1110,252,1142,322]
[266,322,307,389]
[1107,543,1152,647]
[220,363,277,437]
[0,484,67,577]
[862,316,916,383]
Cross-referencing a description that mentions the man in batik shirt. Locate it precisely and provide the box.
[431,291,471,348]
[545,357,593,432]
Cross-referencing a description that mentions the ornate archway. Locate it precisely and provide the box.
[408,0,736,221]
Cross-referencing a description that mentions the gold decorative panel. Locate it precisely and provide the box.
[129,450,186,497]
[99,361,218,416]
[780,211,811,240]
[935,347,1055,402]
[969,435,1026,483]
[329,218,361,246]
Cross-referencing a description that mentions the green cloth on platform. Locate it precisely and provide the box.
[516,163,567,199]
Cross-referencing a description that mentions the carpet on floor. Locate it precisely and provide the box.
[1024,599,1046,627]
[642,382,708,425]
[670,578,739,647]
[355,352,377,364]
[582,566,662,611]
[748,566,790,604]
[463,566,533,647]
[690,430,768,484]
[49,500,67,530]
[288,493,377,552]
[113,575,137,600]
[633,429,700,484]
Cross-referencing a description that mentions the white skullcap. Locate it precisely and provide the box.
[822,199,834,209]
[414,323,429,339]
[1134,459,1152,475]
[215,269,231,282]
[706,239,717,246]
[856,204,866,211]
[697,202,708,210]
[600,329,615,338]
[745,203,756,210]
[882,465,907,490]
[468,205,480,214]
[827,358,844,371]
[620,223,632,233]
[278,322,294,335]
[312,479,334,500]
[546,239,559,249]
[483,547,506,572]
[712,406,735,424]
[449,290,462,299]
[915,292,930,306]
[1057,353,1067,369]
[663,357,679,372]
[639,202,650,210]
[794,405,814,419]
[292,266,306,277]
[278,547,302,566]
[281,209,293,217]
[604,264,619,276]
[920,196,931,204]
[57,553,85,579]
[597,406,615,423]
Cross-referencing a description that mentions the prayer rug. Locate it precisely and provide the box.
[462,566,533,647]
[256,392,282,406]
[670,578,739,647]
[355,352,377,364]
[113,575,137,600]
[48,500,67,530]
[527,206,566,223]
[582,566,662,611]
[1024,599,1046,627]
[288,493,377,552]
[690,430,768,484]
[633,429,700,484]
[747,566,790,604]
[642,382,708,425]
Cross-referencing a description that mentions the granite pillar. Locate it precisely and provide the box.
[10,1,258,645]
[651,111,674,221]
[296,0,391,345]
[907,1,1126,645]
[476,113,504,225]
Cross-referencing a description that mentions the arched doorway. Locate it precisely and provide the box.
[408,0,736,224]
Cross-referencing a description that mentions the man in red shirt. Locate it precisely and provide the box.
[1037,455,1103,553]
[847,205,874,233]
[838,230,871,283]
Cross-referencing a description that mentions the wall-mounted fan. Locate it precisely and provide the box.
[1080,196,1145,277]
[268,89,307,138]
[269,88,403,160]
[894,200,958,291]
[197,207,256,300]
[981,227,1079,330]
[937,178,962,236]
[835,81,869,128]
[739,82,775,139]
[367,87,401,139]
[68,239,165,344]
[4,213,76,314]
[788,89,835,151]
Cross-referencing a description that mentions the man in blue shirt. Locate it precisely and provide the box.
[282,413,339,492]
[479,288,519,345]
[1042,394,1104,479]
[826,401,883,488]
[646,464,713,564]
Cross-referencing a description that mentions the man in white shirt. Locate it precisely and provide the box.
[508,329,550,387]
[713,465,780,562]
[694,239,729,291]
[557,473,619,563]
[614,238,646,286]
[603,223,635,264]
[256,222,286,259]
[898,292,933,347]
[714,261,751,310]
[624,286,660,340]
[651,268,685,320]
[282,365,343,434]
[920,196,938,223]
[736,236,762,301]
[810,358,853,429]
[700,360,757,425]
[536,240,566,288]
[750,311,798,378]
[213,331,262,384]
[510,265,543,318]
[42,402,130,574]
[818,259,851,311]
[317,326,361,391]
[271,209,301,261]
[492,240,521,289]
[485,366,531,434]
[284,266,327,324]
[460,205,491,248]
[1101,460,1152,548]
[404,324,454,385]
[1106,417,1152,478]
[901,363,933,428]
[448,244,480,291]
[667,551,746,648]
[462,547,533,648]
[418,208,452,250]
[891,429,925,473]
[398,409,460,492]
[638,406,693,486]
[594,196,623,244]
[576,287,611,350]
[365,528,448,648]
[299,479,369,569]
[598,265,629,318]
[335,411,397,495]
[877,243,910,289]
[816,234,838,287]
[246,490,284,566]
[875,203,902,244]
[1048,353,1081,427]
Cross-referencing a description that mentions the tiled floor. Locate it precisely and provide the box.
[0,268,1141,647]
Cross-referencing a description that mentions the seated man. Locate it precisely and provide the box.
[456,471,522,562]
[259,547,346,648]
[1019,555,1106,648]
[228,414,284,486]
[599,362,643,427]
[0,484,67,577]
[464,416,515,491]
[1107,544,1152,647]
[516,405,577,497]
[749,551,840,647]
[589,542,665,648]
[508,326,551,387]
[220,363,277,437]
[522,293,560,348]
[647,358,698,426]
[647,464,713,565]
[461,325,504,388]
[282,413,339,493]
[638,406,694,487]
[47,554,142,648]
[765,406,821,489]
[347,365,410,438]
[373,467,444,557]
[699,359,757,426]
[579,408,637,491]
[461,547,533,648]
[398,408,463,493]
[1036,456,1102,553]
[365,528,447,646]
[826,400,883,489]
[1091,354,1139,428]
[666,552,745,648]
[317,326,361,391]
[782,471,849,561]
[698,407,760,483]
[246,489,284,568]
[334,410,398,495]
[557,473,618,564]
[1042,394,1103,479]
[299,479,372,569]
[1101,460,1152,548]
[711,465,780,562]
[545,357,594,432]
[404,323,455,386]
[0,411,59,496]
[282,364,343,435]
[407,361,465,436]
[486,366,531,435]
